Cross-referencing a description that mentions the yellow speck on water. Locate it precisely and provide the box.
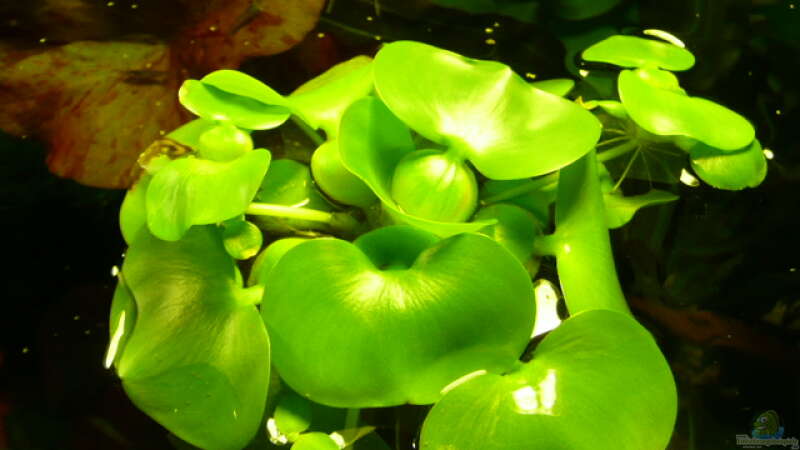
[366,15,374,21]
[209,25,218,32]
[244,40,250,46]
[493,21,500,27]
[22,347,29,354]
[374,35,382,41]
[107,1,115,6]
[317,32,325,38]
[73,315,80,321]
[485,38,496,45]
[84,330,92,335]
[790,3,796,9]
[485,27,494,34]
[39,37,47,44]
[131,3,138,9]
[525,72,536,79]
[145,62,152,68]
[155,100,162,107]
[776,109,782,115]
[159,130,166,136]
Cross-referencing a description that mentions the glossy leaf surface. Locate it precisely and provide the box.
[618,68,755,150]
[291,433,339,450]
[689,139,768,190]
[119,175,150,245]
[114,226,270,450]
[373,41,601,179]
[582,35,695,71]
[289,56,374,136]
[339,97,493,237]
[222,218,263,260]
[262,227,535,407]
[247,238,309,287]
[420,309,677,450]
[179,80,290,130]
[530,79,575,97]
[310,140,377,207]
[474,204,541,264]
[146,150,271,241]
[196,122,254,162]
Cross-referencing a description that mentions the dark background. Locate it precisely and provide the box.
[1,0,799,448]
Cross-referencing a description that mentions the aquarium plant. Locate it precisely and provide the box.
[106,34,766,450]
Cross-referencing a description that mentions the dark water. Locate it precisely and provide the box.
[1,0,799,449]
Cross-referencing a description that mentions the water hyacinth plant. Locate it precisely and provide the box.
[107,34,766,450]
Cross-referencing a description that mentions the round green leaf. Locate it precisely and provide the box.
[311,140,377,207]
[222,218,263,260]
[582,35,695,71]
[289,56,374,136]
[339,97,494,237]
[420,309,677,450]
[178,80,290,130]
[197,123,254,162]
[262,227,535,407]
[273,390,313,438]
[603,189,679,229]
[689,139,767,190]
[115,226,270,450]
[167,118,218,149]
[373,41,601,179]
[474,204,541,265]
[247,238,309,287]
[291,433,339,450]
[618,68,755,150]
[145,150,271,241]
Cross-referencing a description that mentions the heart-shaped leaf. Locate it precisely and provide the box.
[618,68,755,150]
[603,189,679,229]
[179,80,290,130]
[338,97,493,237]
[420,309,677,450]
[688,139,768,190]
[113,226,270,450]
[582,35,695,71]
[262,226,535,407]
[289,56,374,136]
[146,149,271,241]
[373,41,601,179]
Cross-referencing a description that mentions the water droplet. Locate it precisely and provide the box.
[763,148,774,160]
[111,265,120,277]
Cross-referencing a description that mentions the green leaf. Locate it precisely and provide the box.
[310,140,377,207]
[689,139,768,190]
[582,35,695,71]
[247,238,310,287]
[222,218,263,260]
[146,150,271,241]
[167,118,219,149]
[603,189,679,229]
[197,123,254,162]
[291,433,339,450]
[420,309,677,450]
[618,68,755,150]
[530,79,575,97]
[119,175,150,245]
[273,391,313,439]
[201,70,288,108]
[289,56,374,136]
[474,204,541,264]
[373,41,601,179]
[105,274,137,369]
[178,80,290,130]
[115,226,270,450]
[339,97,494,237]
[262,227,535,407]
[479,179,557,225]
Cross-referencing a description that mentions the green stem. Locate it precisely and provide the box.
[597,140,638,162]
[343,408,360,449]
[610,147,640,193]
[551,149,630,315]
[291,115,324,147]
[246,203,335,223]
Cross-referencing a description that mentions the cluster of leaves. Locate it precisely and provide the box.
[108,34,764,450]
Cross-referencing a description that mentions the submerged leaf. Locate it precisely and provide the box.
[603,189,679,229]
